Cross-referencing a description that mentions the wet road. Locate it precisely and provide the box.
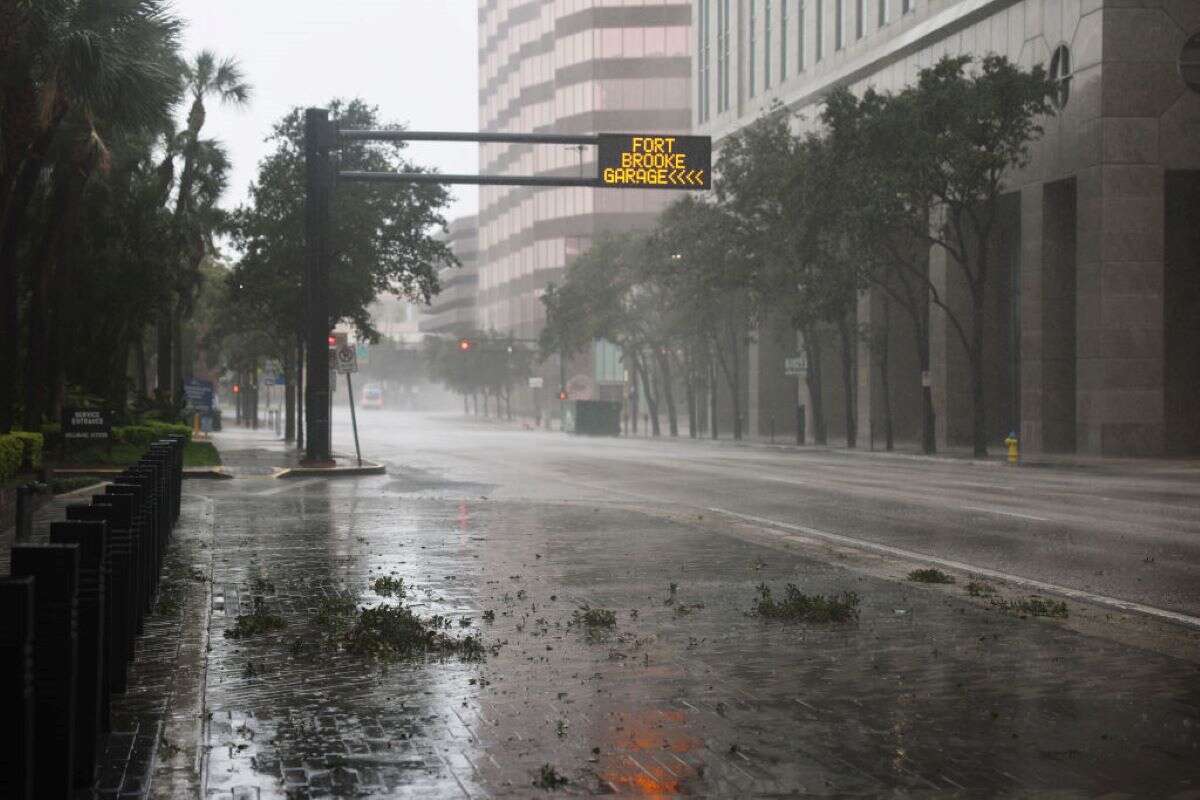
[336,410,1200,621]
[95,412,1200,798]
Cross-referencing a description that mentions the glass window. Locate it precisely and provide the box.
[798,0,805,71]
[781,0,788,79]
[878,0,887,26]
[666,26,688,56]
[815,0,823,61]
[856,0,864,39]
[749,0,757,97]
[765,0,772,90]
[623,27,645,57]
[836,0,843,50]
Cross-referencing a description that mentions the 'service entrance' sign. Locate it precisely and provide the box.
[598,134,711,190]
[63,408,112,440]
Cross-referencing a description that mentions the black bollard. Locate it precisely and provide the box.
[14,483,36,542]
[11,543,80,800]
[0,576,37,800]
[105,482,150,626]
[49,521,108,789]
[67,501,133,696]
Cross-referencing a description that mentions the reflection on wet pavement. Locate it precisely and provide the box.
[193,471,1200,798]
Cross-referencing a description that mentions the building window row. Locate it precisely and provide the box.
[697,0,928,111]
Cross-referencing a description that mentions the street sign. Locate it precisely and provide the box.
[183,378,214,411]
[355,342,370,366]
[335,344,357,374]
[529,376,545,389]
[597,134,711,190]
[784,356,808,376]
[62,408,111,440]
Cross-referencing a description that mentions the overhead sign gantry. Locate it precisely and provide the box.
[301,109,711,464]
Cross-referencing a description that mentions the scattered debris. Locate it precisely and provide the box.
[482,609,496,623]
[250,575,276,595]
[966,581,997,597]
[572,605,617,629]
[752,583,860,623]
[225,600,287,640]
[533,764,569,790]
[342,604,486,662]
[994,595,1069,619]
[371,576,406,598]
[908,568,955,584]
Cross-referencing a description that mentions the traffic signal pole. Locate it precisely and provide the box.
[301,113,708,458]
[303,109,335,465]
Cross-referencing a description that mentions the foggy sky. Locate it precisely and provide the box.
[173,0,480,225]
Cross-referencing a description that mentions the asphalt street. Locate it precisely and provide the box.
[334,409,1200,622]
[45,410,1200,798]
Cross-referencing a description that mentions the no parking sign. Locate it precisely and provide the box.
[335,344,357,374]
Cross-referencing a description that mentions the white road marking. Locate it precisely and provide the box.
[709,506,1200,630]
[960,505,1050,522]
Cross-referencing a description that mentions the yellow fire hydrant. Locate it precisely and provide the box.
[1004,433,1019,465]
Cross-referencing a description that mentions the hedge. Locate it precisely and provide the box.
[113,421,192,446]
[0,435,23,482]
[10,431,44,469]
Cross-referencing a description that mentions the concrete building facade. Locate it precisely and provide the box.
[694,0,1200,456]
[419,215,480,338]
[478,0,693,405]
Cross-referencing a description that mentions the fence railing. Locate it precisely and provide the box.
[0,434,185,800]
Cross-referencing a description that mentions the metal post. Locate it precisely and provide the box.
[304,108,334,465]
[346,372,362,467]
[559,347,566,431]
[14,483,35,542]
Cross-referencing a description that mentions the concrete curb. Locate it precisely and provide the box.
[275,460,386,479]
[52,467,234,480]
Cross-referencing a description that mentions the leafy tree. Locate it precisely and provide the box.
[840,56,1055,456]
[0,0,182,430]
[226,99,457,440]
[649,197,750,439]
[158,50,251,401]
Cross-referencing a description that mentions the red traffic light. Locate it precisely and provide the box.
[558,390,568,401]
[327,335,337,347]
[232,384,240,394]
[458,338,472,351]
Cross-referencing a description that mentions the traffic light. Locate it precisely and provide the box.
[232,384,240,394]
[327,335,337,347]
[458,338,472,352]
[558,390,568,401]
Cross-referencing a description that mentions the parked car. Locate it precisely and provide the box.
[362,383,384,409]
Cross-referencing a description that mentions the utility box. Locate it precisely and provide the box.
[562,400,621,436]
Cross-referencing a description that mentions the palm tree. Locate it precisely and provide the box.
[158,50,250,403]
[0,0,181,430]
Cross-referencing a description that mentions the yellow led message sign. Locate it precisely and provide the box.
[597,134,711,190]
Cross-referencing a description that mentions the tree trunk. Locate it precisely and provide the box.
[683,348,697,439]
[879,296,894,452]
[156,309,172,401]
[971,290,987,457]
[134,330,149,401]
[655,349,679,437]
[836,316,857,448]
[296,338,305,450]
[803,328,827,445]
[714,328,742,440]
[709,360,719,440]
[635,354,661,437]
[284,345,296,442]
